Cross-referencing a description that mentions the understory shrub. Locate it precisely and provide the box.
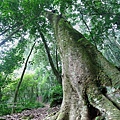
[50,85,63,107]
[0,101,45,116]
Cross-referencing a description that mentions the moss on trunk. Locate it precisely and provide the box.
[44,12,120,120]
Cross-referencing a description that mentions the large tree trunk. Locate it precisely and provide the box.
[44,12,120,120]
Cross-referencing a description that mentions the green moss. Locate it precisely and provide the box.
[58,18,83,41]
[59,19,72,29]
[77,38,85,42]
[95,116,105,120]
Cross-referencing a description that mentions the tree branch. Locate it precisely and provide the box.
[0,25,24,46]
[0,13,40,47]
[0,22,20,36]
[0,27,10,36]
[80,11,97,47]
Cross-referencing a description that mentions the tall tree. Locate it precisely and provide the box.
[0,0,120,119]
[43,11,120,120]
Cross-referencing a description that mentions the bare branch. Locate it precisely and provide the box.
[80,11,97,47]
[0,25,24,46]
[0,22,20,36]
[0,13,40,47]
[0,27,10,36]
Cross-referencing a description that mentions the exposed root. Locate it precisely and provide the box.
[44,111,59,120]
[83,88,101,120]
[101,87,120,111]
[44,110,70,120]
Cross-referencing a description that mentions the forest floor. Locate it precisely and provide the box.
[0,104,60,120]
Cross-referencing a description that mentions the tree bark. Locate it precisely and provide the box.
[44,12,120,120]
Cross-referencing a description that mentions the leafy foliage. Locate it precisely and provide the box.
[0,40,27,74]
[69,0,120,66]
[0,73,44,115]
[50,84,63,107]
[1,0,119,67]
[0,103,11,115]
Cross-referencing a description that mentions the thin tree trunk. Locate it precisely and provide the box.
[12,41,36,113]
[39,31,62,84]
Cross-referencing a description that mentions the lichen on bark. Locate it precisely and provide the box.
[44,12,120,120]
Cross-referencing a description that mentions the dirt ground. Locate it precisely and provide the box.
[0,105,60,120]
